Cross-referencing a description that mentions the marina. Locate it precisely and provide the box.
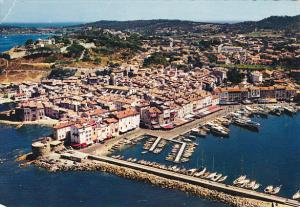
[89,154,300,207]
[109,105,300,200]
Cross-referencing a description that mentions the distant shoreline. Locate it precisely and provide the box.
[0,118,58,127]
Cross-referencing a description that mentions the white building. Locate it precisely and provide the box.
[70,123,94,145]
[251,71,263,83]
[114,109,140,133]
[53,122,73,141]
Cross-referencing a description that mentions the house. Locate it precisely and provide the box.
[251,71,263,83]
[70,121,95,145]
[53,121,74,141]
[15,101,45,121]
[113,108,140,133]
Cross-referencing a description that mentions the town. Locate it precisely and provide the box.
[1,17,300,207]
[1,20,300,147]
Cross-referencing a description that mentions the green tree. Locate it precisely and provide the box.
[25,39,33,46]
[66,44,85,58]
[207,54,217,63]
[94,57,101,65]
[226,68,244,84]
[143,52,167,67]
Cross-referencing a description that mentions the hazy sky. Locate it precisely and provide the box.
[0,0,299,23]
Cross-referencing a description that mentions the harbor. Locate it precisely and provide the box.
[98,103,300,201]
[18,103,300,207]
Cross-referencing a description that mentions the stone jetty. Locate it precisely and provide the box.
[34,158,271,207]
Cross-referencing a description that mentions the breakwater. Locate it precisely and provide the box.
[34,157,271,207]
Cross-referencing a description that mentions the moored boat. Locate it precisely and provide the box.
[270,185,282,194]
[194,168,206,177]
[252,183,260,190]
[217,175,228,182]
[264,185,274,193]
[293,190,300,200]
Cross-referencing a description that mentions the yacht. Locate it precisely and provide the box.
[218,175,228,182]
[187,168,198,175]
[271,185,282,194]
[252,183,261,190]
[240,179,251,188]
[245,180,256,189]
[233,175,247,185]
[207,172,217,179]
[234,118,260,130]
[191,128,200,134]
[264,185,274,193]
[293,190,300,200]
[211,173,222,182]
[284,106,297,115]
[194,168,206,177]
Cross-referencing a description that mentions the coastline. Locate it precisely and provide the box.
[82,105,240,156]
[0,98,14,105]
[21,103,300,207]
[0,118,58,127]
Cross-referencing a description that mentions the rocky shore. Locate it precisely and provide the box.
[34,158,271,207]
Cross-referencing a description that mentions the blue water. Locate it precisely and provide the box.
[0,112,299,207]
[116,114,300,198]
[0,34,51,53]
[0,124,226,207]
[0,22,82,28]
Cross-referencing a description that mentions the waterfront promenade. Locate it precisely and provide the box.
[88,154,300,207]
[82,105,241,156]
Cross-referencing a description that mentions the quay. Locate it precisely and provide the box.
[174,142,186,163]
[88,154,300,207]
[149,137,162,152]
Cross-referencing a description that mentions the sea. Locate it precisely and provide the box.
[0,34,51,53]
[0,102,300,206]
[0,31,300,207]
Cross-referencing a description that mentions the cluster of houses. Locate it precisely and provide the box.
[216,86,296,104]
[1,28,300,147]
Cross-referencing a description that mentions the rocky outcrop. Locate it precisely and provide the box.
[34,158,270,207]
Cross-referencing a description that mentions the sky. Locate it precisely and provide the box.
[0,0,299,24]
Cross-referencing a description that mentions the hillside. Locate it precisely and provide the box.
[77,15,300,34]
[231,15,300,32]
[78,19,222,35]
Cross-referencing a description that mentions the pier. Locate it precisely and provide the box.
[149,137,162,152]
[88,154,300,207]
[174,142,186,163]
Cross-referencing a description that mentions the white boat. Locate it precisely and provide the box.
[233,175,246,185]
[240,179,250,188]
[271,185,282,194]
[218,175,228,182]
[264,185,274,193]
[194,168,206,177]
[245,180,256,189]
[207,172,217,179]
[293,190,300,200]
[252,183,261,190]
[141,151,148,154]
[211,173,222,182]
[187,168,198,175]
